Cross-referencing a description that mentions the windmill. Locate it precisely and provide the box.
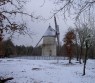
[35,25,57,56]
[34,16,60,56]
[54,15,60,55]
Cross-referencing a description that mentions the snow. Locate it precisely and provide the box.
[43,25,56,37]
[0,58,95,83]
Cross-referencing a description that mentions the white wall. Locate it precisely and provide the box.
[42,36,56,56]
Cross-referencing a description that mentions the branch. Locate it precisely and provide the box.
[40,0,45,7]
[1,11,39,19]
[0,0,11,6]
[76,1,93,20]
[49,0,74,19]
[2,14,12,25]
[88,1,95,4]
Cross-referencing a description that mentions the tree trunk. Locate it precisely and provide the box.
[76,46,79,61]
[83,41,88,76]
[83,50,87,75]
[79,45,83,64]
[75,37,79,61]
[69,56,71,63]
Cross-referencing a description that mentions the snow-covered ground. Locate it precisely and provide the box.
[0,58,95,83]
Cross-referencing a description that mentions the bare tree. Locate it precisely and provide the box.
[75,23,94,75]
[82,24,93,75]
[76,27,86,64]
[48,0,95,21]
[0,0,39,39]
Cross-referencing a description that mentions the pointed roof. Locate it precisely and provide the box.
[43,25,56,37]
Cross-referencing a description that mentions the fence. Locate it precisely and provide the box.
[13,56,67,60]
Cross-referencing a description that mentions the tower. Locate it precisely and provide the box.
[42,25,56,56]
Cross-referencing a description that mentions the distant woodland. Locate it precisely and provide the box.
[1,38,95,59]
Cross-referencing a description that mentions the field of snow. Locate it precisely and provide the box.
[0,58,95,83]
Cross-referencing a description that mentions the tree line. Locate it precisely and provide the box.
[3,33,94,59]
[1,39,35,57]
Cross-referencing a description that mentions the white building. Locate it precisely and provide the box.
[42,25,56,56]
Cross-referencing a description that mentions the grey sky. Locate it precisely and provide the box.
[12,0,75,47]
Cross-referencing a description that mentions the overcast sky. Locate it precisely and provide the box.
[12,0,75,47]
